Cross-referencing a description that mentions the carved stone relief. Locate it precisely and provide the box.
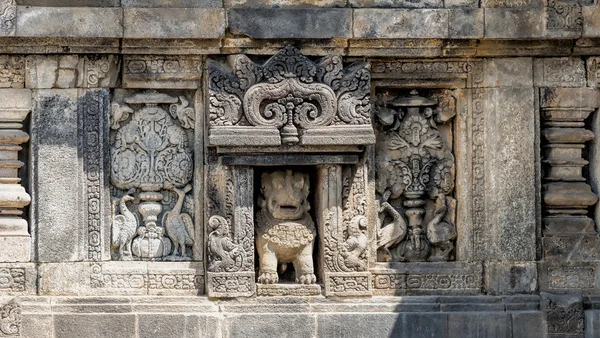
[546,0,583,31]
[256,170,316,285]
[541,292,584,336]
[208,45,375,147]
[375,90,457,263]
[0,300,19,337]
[0,0,15,37]
[109,90,196,261]
[206,165,255,297]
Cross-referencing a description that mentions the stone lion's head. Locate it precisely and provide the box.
[259,170,310,220]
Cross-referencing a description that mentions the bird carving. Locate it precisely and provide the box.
[111,193,138,260]
[169,96,195,129]
[163,185,194,259]
[377,191,408,250]
[110,102,133,130]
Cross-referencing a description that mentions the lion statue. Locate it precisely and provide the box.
[256,170,316,285]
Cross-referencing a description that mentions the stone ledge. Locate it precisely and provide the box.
[123,8,225,39]
[16,7,123,38]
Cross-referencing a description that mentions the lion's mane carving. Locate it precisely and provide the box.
[256,170,317,284]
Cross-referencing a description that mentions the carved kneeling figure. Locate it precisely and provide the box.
[256,170,317,285]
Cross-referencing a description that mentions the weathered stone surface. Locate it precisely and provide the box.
[354,9,449,38]
[225,313,316,338]
[228,9,351,39]
[539,262,597,292]
[0,0,16,36]
[0,263,37,295]
[483,88,536,261]
[485,262,538,295]
[583,2,600,38]
[17,0,120,5]
[586,310,600,338]
[484,8,544,38]
[588,57,600,88]
[226,0,346,7]
[482,0,543,7]
[122,0,222,7]
[0,55,24,88]
[349,0,443,8]
[512,312,547,338]
[54,314,136,338]
[445,0,478,7]
[30,89,83,262]
[448,313,511,338]
[448,8,483,39]
[16,7,123,37]
[122,55,202,89]
[542,292,584,337]
[124,8,224,39]
[534,57,586,87]
[484,57,533,88]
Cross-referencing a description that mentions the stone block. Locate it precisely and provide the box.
[448,312,511,338]
[25,55,58,89]
[0,0,16,36]
[30,89,83,262]
[349,0,443,8]
[137,314,221,338]
[17,0,120,5]
[16,7,123,38]
[586,310,600,338]
[0,56,25,88]
[482,88,536,261]
[485,262,538,295]
[484,8,544,38]
[545,0,584,39]
[227,9,351,39]
[543,235,600,261]
[587,57,600,88]
[224,313,316,338]
[482,0,544,7]
[484,58,533,88]
[123,8,224,39]
[0,263,37,295]
[538,262,597,292]
[122,0,222,7]
[512,312,547,338]
[316,313,402,338]
[540,87,599,109]
[21,314,53,338]
[353,9,449,38]
[54,314,136,338]
[449,8,483,39]
[534,57,586,87]
[122,55,202,89]
[226,0,346,7]
[583,2,600,38]
[0,237,30,262]
[444,0,479,7]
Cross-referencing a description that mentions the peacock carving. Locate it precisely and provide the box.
[111,192,138,260]
[162,184,194,259]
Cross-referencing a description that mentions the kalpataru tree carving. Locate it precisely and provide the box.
[109,90,195,261]
[256,170,316,285]
[375,90,457,262]
[207,44,375,147]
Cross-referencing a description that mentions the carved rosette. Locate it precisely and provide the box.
[375,90,457,263]
[206,165,255,297]
[109,91,195,261]
[208,45,375,147]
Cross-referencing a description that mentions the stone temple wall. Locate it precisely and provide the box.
[1,1,600,337]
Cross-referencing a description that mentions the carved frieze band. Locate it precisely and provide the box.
[0,300,20,337]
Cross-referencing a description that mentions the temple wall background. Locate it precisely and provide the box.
[1,0,600,337]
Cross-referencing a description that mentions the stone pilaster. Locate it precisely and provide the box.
[0,89,31,262]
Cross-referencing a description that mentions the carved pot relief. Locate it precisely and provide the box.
[109,90,196,261]
[375,90,457,262]
[256,169,317,285]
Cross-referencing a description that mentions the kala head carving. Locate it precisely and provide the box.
[256,170,317,285]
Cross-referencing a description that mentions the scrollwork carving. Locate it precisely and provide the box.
[208,45,375,147]
[0,301,19,337]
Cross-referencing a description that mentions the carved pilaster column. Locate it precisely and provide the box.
[0,89,31,262]
[541,88,599,234]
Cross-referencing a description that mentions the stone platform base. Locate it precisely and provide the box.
[256,283,321,297]
[3,295,549,338]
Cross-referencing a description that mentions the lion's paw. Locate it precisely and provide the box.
[296,273,316,284]
[258,272,278,284]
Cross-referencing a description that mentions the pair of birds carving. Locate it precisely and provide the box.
[111,185,194,260]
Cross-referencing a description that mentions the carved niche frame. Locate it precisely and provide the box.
[368,59,485,296]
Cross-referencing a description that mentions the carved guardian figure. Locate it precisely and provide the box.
[256,170,316,284]
[111,193,138,260]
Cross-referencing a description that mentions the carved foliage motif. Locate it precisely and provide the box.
[208,45,373,146]
[323,165,368,274]
[375,90,457,263]
[0,269,25,292]
[542,293,584,335]
[0,0,15,36]
[109,91,195,261]
[546,0,583,31]
[0,301,19,337]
